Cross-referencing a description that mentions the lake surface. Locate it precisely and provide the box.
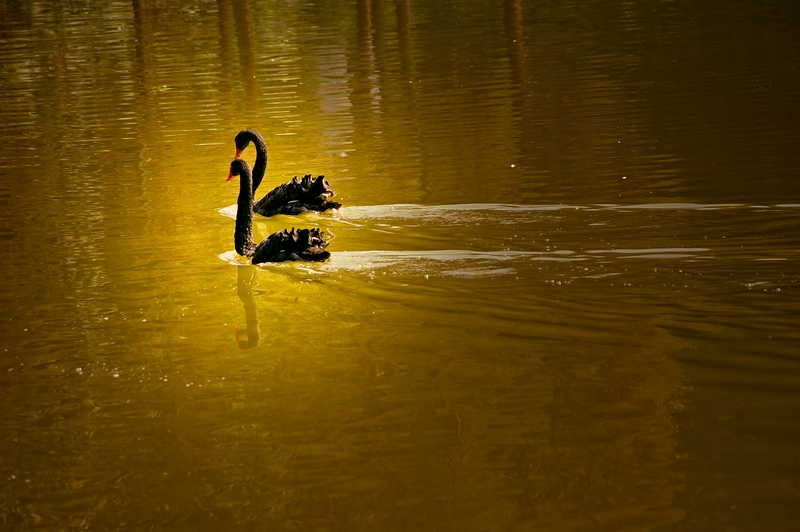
[1,0,799,529]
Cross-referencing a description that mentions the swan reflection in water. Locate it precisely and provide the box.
[234,265,260,349]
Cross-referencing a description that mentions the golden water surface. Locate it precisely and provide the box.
[1,0,799,530]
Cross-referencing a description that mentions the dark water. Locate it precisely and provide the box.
[1,0,799,529]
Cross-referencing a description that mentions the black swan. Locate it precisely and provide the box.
[234,128,342,217]
[227,159,330,264]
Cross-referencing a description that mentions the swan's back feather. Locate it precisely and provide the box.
[251,227,330,264]
[254,175,340,217]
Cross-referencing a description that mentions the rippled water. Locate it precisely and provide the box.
[1,0,799,530]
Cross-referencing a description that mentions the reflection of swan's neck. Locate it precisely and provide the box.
[234,163,255,257]
[236,265,260,349]
[249,130,268,195]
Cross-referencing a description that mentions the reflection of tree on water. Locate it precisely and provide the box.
[217,0,257,110]
[235,265,260,349]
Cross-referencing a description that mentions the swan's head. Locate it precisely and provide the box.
[234,128,261,159]
[227,159,251,182]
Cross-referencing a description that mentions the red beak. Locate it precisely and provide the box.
[235,147,243,159]
[226,169,235,182]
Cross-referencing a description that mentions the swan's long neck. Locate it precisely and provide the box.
[249,131,268,195]
[235,166,256,257]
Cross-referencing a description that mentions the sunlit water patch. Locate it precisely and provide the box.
[218,204,238,220]
[337,203,583,226]
[322,249,575,277]
[217,203,799,288]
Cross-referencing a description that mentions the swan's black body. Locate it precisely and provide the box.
[234,129,341,217]
[229,159,330,264]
